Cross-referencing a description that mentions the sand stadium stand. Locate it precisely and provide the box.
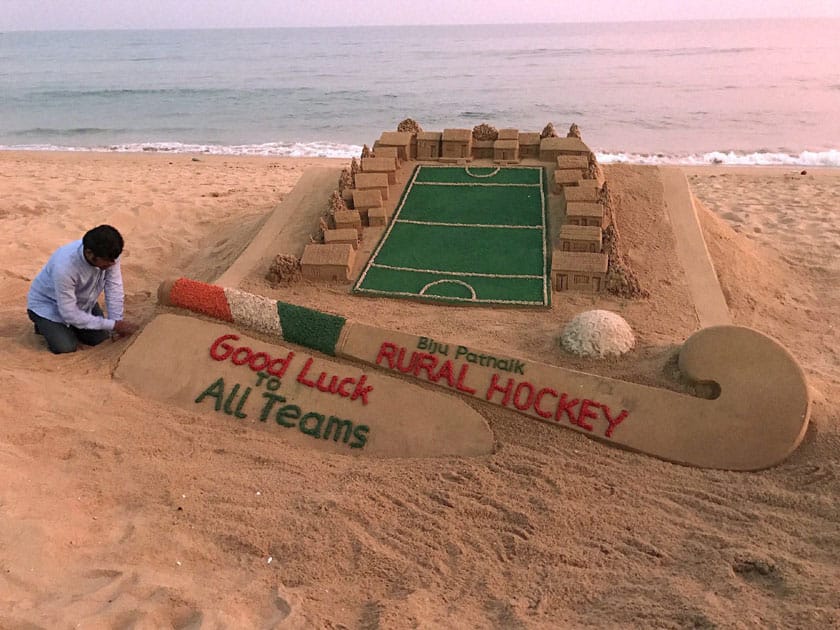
[353,165,551,306]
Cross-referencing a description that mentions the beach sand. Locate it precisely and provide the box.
[0,152,837,628]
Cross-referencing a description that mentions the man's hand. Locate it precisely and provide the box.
[113,319,139,339]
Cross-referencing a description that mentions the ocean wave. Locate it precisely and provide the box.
[2,142,838,166]
[597,149,840,167]
[0,141,363,158]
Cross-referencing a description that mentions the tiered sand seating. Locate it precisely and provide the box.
[376,131,414,161]
[353,172,389,201]
[518,132,541,159]
[565,202,606,228]
[361,157,398,184]
[334,209,362,233]
[440,128,473,162]
[559,224,603,253]
[351,189,383,224]
[324,228,360,249]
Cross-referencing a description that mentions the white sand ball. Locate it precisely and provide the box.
[560,310,635,358]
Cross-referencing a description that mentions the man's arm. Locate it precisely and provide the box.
[103,260,125,322]
[54,269,114,330]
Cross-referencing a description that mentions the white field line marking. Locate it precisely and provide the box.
[355,286,546,306]
[395,219,542,229]
[413,182,540,187]
[370,263,543,280]
[539,167,548,305]
[420,279,477,299]
[464,166,500,178]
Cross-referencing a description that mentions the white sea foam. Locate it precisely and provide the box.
[0,141,364,158]
[2,142,839,167]
[597,149,840,167]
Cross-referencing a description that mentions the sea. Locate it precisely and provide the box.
[2,20,839,166]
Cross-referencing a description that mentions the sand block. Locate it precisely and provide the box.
[333,209,362,232]
[554,169,586,192]
[324,228,359,249]
[562,186,600,203]
[115,314,493,458]
[559,224,603,252]
[472,139,494,160]
[441,129,473,162]
[551,251,608,291]
[373,146,400,166]
[376,131,413,161]
[353,172,389,201]
[361,157,398,184]
[565,202,606,227]
[351,188,383,214]
[518,132,541,159]
[368,206,388,227]
[335,323,810,470]
[539,136,591,161]
[493,139,519,163]
[552,250,608,274]
[557,155,589,170]
[577,178,601,188]
[300,243,356,281]
[498,128,519,140]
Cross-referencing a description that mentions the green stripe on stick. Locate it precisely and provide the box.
[276,301,346,356]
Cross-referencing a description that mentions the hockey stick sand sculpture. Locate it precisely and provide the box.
[153,278,811,471]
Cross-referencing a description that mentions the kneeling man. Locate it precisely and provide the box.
[27,224,139,354]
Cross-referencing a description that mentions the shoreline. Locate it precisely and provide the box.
[3,147,840,168]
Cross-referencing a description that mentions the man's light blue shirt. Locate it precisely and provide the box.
[27,240,124,331]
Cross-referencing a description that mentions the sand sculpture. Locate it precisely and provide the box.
[154,277,811,471]
[265,253,302,285]
[298,120,623,298]
[560,309,635,357]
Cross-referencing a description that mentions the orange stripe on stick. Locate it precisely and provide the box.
[168,278,234,322]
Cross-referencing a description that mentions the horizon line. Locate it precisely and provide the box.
[2,16,837,33]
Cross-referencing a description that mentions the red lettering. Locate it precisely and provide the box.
[575,399,599,432]
[396,348,417,374]
[600,404,629,438]
[316,373,339,394]
[249,351,270,372]
[267,351,293,378]
[231,346,253,366]
[432,360,456,387]
[296,357,316,387]
[485,374,514,406]
[513,382,535,411]
[534,388,558,419]
[455,363,476,394]
[337,377,356,397]
[376,342,398,369]
[350,375,373,405]
[414,353,439,381]
[210,334,238,361]
[554,393,580,424]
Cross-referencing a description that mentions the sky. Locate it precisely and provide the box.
[3,0,840,31]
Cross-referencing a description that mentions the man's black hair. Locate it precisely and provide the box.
[83,225,124,261]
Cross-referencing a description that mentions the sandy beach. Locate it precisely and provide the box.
[1,151,838,628]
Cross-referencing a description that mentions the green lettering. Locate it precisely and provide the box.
[195,378,225,411]
[323,416,354,443]
[259,392,286,421]
[276,404,301,428]
[299,412,325,438]
[350,425,370,449]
